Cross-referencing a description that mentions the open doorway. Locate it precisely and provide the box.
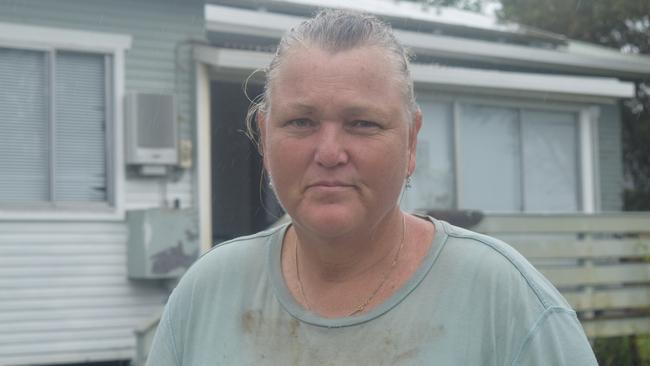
[210,81,284,245]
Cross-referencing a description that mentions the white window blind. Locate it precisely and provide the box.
[0,48,49,202]
[459,104,522,211]
[458,103,579,213]
[0,47,110,205]
[55,51,107,202]
[406,96,583,213]
[521,110,579,212]
[402,100,455,211]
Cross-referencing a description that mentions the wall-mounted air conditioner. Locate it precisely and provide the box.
[126,92,178,166]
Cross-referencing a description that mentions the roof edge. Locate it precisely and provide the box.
[205,4,650,79]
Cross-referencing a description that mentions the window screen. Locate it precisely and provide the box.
[402,98,583,213]
[522,110,578,212]
[0,48,49,202]
[55,51,107,202]
[0,47,110,205]
[459,104,522,211]
[457,103,580,213]
[402,100,455,211]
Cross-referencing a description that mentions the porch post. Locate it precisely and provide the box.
[195,61,212,253]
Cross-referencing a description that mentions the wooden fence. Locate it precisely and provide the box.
[472,213,650,338]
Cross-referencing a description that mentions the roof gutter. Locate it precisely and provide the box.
[206,4,650,79]
[194,45,635,99]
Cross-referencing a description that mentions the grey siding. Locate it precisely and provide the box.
[0,0,204,364]
[598,104,624,211]
[0,0,204,209]
[0,221,168,365]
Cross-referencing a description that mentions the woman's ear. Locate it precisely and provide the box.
[407,109,422,176]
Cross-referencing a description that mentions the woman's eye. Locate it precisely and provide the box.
[350,120,380,129]
[286,119,313,128]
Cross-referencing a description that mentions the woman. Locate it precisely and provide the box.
[147,10,597,365]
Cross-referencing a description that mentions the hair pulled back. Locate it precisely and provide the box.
[246,9,417,149]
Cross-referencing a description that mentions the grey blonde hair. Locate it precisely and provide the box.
[246,9,418,149]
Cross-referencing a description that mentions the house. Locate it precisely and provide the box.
[1,0,649,365]
[0,0,204,364]
[199,0,648,222]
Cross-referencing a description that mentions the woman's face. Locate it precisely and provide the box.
[260,46,421,239]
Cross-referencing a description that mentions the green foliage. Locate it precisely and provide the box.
[497,0,650,210]
[403,0,486,13]
[498,0,650,53]
[593,336,634,365]
[623,83,650,210]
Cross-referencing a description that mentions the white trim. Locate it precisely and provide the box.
[591,107,602,212]
[411,65,634,99]
[579,108,597,213]
[195,62,213,254]
[205,4,650,78]
[422,93,608,111]
[398,31,650,78]
[194,46,635,99]
[0,22,131,52]
[193,46,271,72]
[112,48,127,221]
[0,23,130,221]
[205,5,294,39]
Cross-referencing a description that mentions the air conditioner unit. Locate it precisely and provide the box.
[127,208,198,279]
[126,92,178,165]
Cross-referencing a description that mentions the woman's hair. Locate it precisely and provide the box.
[246,9,417,148]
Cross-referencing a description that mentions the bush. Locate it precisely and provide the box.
[593,336,646,366]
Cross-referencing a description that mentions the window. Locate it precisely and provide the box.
[403,97,589,213]
[0,47,112,206]
[459,104,579,212]
[402,100,455,210]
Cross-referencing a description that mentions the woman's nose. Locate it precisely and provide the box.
[314,123,349,168]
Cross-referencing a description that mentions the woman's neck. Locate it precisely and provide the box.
[282,212,436,318]
[290,209,405,283]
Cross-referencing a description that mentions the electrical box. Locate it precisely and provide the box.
[125,92,178,166]
[127,208,198,279]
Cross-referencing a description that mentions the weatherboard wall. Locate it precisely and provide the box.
[0,0,204,364]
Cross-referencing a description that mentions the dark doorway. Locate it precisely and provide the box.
[210,81,284,245]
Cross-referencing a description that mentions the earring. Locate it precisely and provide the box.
[405,176,412,190]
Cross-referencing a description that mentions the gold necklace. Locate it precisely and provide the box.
[294,214,407,316]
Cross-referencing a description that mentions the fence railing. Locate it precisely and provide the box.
[472,213,650,338]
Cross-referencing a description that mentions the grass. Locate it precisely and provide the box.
[594,335,650,366]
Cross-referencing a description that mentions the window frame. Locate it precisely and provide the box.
[414,92,600,214]
[0,22,131,221]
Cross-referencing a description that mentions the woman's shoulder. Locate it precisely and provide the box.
[179,224,287,284]
[435,219,572,311]
[207,224,286,258]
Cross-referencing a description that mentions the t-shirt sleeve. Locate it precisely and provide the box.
[512,307,598,366]
[145,299,181,366]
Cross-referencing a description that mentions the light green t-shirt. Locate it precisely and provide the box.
[147,218,597,365]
